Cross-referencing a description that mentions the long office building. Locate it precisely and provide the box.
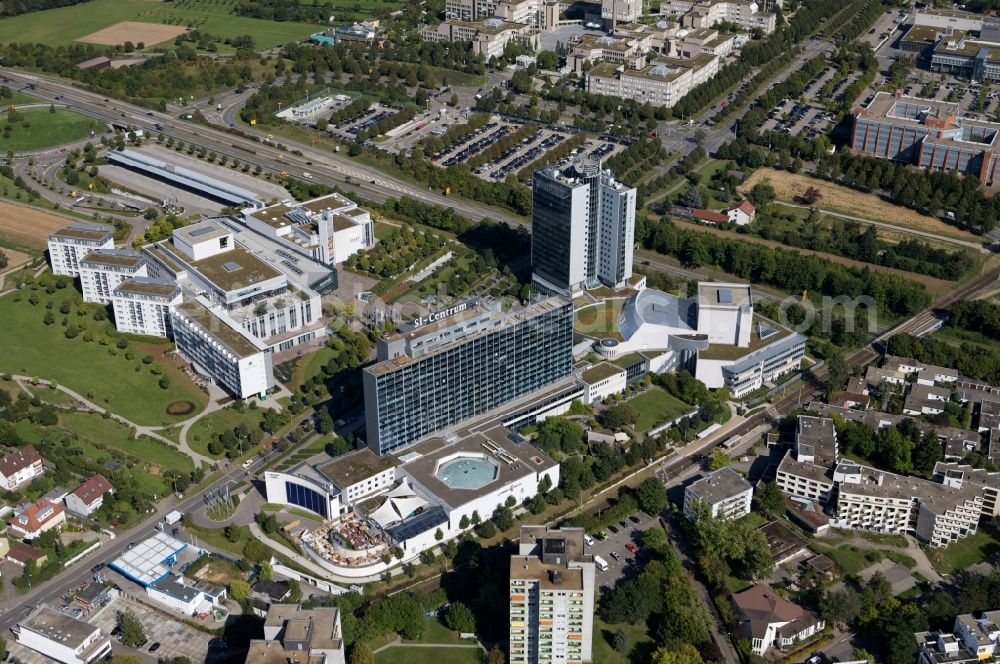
[47,223,115,277]
[510,526,595,664]
[171,298,273,400]
[363,296,574,455]
[852,91,1000,184]
[531,160,636,295]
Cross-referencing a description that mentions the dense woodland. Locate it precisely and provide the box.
[0,0,89,16]
[947,299,1000,342]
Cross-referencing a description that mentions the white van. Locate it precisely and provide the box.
[593,555,609,572]
[584,535,594,547]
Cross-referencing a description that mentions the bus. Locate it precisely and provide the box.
[721,435,741,450]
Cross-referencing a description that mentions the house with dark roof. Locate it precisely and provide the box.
[0,446,44,491]
[65,475,113,517]
[733,584,825,655]
[6,542,47,568]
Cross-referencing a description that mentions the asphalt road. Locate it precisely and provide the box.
[0,455,271,633]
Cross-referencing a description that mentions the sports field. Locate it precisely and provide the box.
[0,201,75,249]
[0,0,319,49]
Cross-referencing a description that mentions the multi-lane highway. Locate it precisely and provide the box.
[0,68,525,227]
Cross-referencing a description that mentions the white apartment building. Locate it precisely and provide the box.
[916,611,1000,664]
[15,606,112,664]
[776,452,835,504]
[585,54,720,108]
[110,278,182,338]
[242,193,375,266]
[531,160,637,295]
[935,462,1000,518]
[661,0,776,33]
[421,18,539,58]
[171,298,274,400]
[47,223,115,277]
[0,446,44,491]
[834,462,983,548]
[603,0,642,26]
[683,467,753,520]
[78,249,148,304]
[444,0,560,28]
[509,526,595,664]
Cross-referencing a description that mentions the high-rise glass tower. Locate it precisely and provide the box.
[531,160,636,296]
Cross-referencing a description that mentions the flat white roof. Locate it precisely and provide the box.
[108,532,188,587]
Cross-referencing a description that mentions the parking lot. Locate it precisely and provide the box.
[432,119,520,166]
[328,102,400,139]
[91,595,216,662]
[477,127,567,180]
[587,510,659,591]
[761,98,836,137]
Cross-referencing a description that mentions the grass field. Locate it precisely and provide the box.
[740,169,980,242]
[373,646,481,664]
[925,526,1000,576]
[625,388,692,432]
[2,92,43,106]
[0,0,320,49]
[0,288,206,425]
[187,406,265,458]
[60,411,195,472]
[1,108,105,152]
[592,617,655,664]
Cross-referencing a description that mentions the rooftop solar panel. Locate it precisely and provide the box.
[190,226,216,237]
[222,261,242,272]
[718,289,732,304]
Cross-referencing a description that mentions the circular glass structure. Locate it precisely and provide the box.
[600,337,619,347]
[436,455,499,490]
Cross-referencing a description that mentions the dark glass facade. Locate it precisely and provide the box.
[365,298,574,455]
[531,175,577,289]
[284,481,329,518]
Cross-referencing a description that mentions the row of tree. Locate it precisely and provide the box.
[948,299,1000,341]
[0,0,89,16]
[640,218,932,316]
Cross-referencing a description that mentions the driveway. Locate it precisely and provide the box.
[588,511,658,590]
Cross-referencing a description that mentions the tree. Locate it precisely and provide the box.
[708,448,730,471]
[485,646,506,664]
[636,477,667,515]
[602,404,638,429]
[117,610,146,647]
[243,539,270,563]
[612,628,629,653]
[802,186,823,205]
[825,351,849,395]
[434,528,444,541]
[852,649,876,664]
[678,184,703,208]
[229,580,251,601]
[348,643,375,664]
[652,644,704,664]
[754,481,785,515]
[259,560,273,582]
[748,179,776,207]
[443,602,476,633]
[459,514,470,529]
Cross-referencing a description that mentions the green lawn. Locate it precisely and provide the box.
[15,419,40,444]
[1,108,105,152]
[187,407,264,458]
[574,299,626,340]
[592,617,654,664]
[819,544,874,578]
[625,388,692,432]
[402,620,472,646]
[0,289,205,425]
[2,92,43,107]
[373,646,481,664]
[926,526,1000,576]
[60,411,195,473]
[0,0,320,49]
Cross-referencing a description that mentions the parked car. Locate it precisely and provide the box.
[148,642,161,653]
[610,551,621,561]
[625,543,638,553]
